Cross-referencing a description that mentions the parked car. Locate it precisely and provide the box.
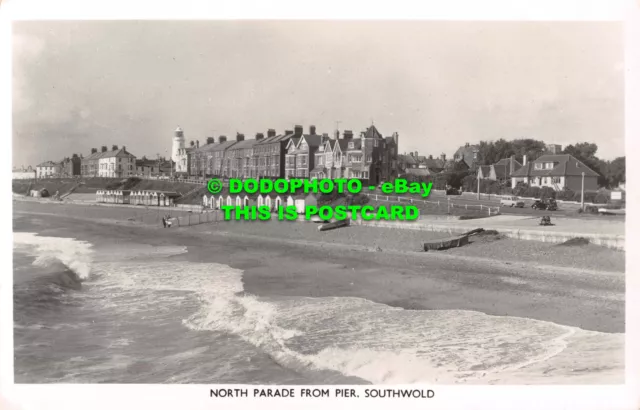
[532,199,558,211]
[500,196,525,207]
[532,200,546,210]
[446,188,461,195]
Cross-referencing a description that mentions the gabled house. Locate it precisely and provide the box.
[489,156,522,182]
[284,125,324,179]
[477,165,491,179]
[510,154,599,191]
[453,143,480,170]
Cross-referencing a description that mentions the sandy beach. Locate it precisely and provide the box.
[14,200,625,333]
[11,200,626,385]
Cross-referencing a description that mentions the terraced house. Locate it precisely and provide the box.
[285,125,324,179]
[189,136,237,177]
[221,133,258,178]
[510,154,599,191]
[254,129,292,178]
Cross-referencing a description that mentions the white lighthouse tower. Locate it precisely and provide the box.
[172,126,185,163]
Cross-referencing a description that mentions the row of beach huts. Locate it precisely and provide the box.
[96,190,181,207]
[201,193,319,214]
[95,189,320,213]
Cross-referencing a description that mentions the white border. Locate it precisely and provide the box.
[1,1,638,409]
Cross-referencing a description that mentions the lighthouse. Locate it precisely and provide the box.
[171,126,185,163]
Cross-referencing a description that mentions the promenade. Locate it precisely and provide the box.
[355,214,625,250]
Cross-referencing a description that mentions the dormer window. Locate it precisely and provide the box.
[319,146,324,152]
[348,142,354,149]
[534,163,543,170]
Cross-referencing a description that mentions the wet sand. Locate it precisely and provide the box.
[13,201,625,333]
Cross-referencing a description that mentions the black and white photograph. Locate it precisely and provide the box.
[3,1,639,408]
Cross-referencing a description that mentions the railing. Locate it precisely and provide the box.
[363,193,500,216]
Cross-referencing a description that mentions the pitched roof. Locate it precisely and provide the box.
[510,154,599,178]
[37,160,61,167]
[494,157,522,168]
[478,165,491,177]
[363,125,383,139]
[491,164,509,179]
[404,168,431,176]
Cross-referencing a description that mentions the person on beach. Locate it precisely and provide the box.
[166,215,173,228]
[162,216,167,228]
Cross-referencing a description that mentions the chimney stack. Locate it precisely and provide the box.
[523,155,527,166]
[343,130,353,140]
[206,137,215,144]
[465,142,470,148]
[410,152,414,157]
[91,148,98,154]
[196,140,200,148]
[334,130,339,140]
[309,125,316,135]
[218,136,227,143]
[267,129,276,138]
[112,145,118,151]
[285,130,293,136]
[236,133,245,142]
[510,155,515,175]
[101,146,108,152]
[190,140,195,147]
[429,155,433,159]
[294,125,303,136]
[441,153,446,161]
[256,133,264,141]
[122,146,126,152]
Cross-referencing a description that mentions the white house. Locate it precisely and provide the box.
[36,161,62,178]
[13,166,36,180]
[98,146,136,178]
[511,154,599,191]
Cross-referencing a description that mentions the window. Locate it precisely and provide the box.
[366,155,372,163]
[552,177,561,184]
[374,140,378,148]
[348,142,354,149]
[534,163,543,170]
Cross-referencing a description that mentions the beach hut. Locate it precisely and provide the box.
[202,195,210,208]
[257,194,265,208]
[242,194,251,207]
[273,195,283,210]
[235,195,243,208]
[286,195,295,208]
[151,192,159,207]
[212,196,221,209]
[263,194,271,210]
[115,190,123,204]
[294,194,308,214]
[95,190,102,203]
[159,193,166,207]
[225,195,234,207]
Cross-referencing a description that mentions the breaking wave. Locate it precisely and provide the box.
[95,259,623,384]
[14,232,94,282]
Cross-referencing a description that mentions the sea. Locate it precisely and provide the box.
[12,230,625,384]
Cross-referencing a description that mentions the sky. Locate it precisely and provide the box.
[12,20,625,168]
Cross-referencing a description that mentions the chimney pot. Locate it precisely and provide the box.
[309,125,316,135]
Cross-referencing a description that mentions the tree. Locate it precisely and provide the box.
[607,157,625,187]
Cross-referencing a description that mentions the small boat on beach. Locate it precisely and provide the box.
[423,228,484,251]
[318,219,350,231]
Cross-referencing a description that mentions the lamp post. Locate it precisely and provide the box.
[581,171,585,210]
[477,172,480,200]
